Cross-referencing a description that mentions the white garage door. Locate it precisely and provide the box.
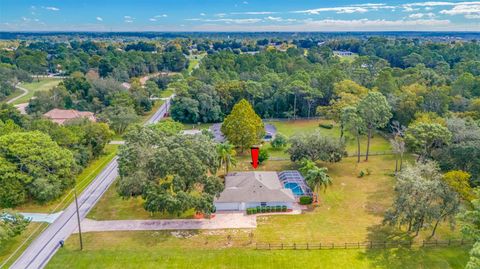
[214,202,240,211]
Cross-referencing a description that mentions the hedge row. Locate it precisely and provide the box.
[246,205,287,215]
[319,123,333,129]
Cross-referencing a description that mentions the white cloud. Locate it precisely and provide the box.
[200,13,206,16]
[243,1,248,4]
[96,17,103,21]
[440,3,480,18]
[155,14,168,18]
[215,13,227,17]
[294,3,395,15]
[408,12,436,18]
[266,16,282,21]
[231,11,277,15]
[44,6,60,11]
[149,18,157,21]
[265,16,297,22]
[186,18,262,24]
[303,18,450,28]
[124,16,134,23]
[295,7,369,14]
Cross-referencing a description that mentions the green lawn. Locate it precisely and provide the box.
[270,119,391,155]
[88,182,195,220]
[337,53,359,64]
[187,53,206,74]
[160,89,174,98]
[47,230,470,269]
[12,78,62,105]
[15,144,119,213]
[0,222,44,268]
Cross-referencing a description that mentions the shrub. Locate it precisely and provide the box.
[246,208,252,215]
[299,196,313,205]
[281,205,287,212]
[266,206,271,212]
[275,205,282,212]
[319,123,333,129]
[258,148,270,164]
[271,133,287,149]
[358,170,365,178]
[261,206,266,213]
[256,206,261,212]
[251,208,257,214]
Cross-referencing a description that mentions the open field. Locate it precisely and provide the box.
[269,119,391,154]
[47,230,470,269]
[15,144,119,213]
[11,78,62,105]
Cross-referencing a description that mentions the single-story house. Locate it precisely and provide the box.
[43,109,96,125]
[214,171,295,211]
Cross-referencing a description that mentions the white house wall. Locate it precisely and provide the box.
[215,202,293,211]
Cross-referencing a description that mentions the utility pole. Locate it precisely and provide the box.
[74,189,83,250]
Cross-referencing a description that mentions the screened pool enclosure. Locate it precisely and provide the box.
[278,170,313,198]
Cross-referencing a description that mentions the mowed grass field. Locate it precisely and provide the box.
[12,78,62,105]
[47,231,470,269]
[47,119,469,268]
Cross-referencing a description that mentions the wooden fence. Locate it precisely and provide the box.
[255,239,473,250]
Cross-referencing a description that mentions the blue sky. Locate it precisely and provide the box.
[0,0,479,31]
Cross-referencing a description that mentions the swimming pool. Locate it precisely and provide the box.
[284,182,305,196]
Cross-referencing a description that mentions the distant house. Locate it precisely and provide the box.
[214,171,295,211]
[333,50,354,56]
[43,109,96,125]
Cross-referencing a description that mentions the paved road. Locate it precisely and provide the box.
[9,97,172,269]
[6,84,28,104]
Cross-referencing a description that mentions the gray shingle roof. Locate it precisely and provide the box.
[215,171,295,203]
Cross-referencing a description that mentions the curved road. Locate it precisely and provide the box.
[9,97,173,269]
[6,84,28,104]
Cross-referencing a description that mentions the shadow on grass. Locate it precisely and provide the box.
[358,224,469,269]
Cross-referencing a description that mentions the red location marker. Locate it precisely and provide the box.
[251,147,259,169]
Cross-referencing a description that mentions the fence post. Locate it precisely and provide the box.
[255,243,258,250]
[461,239,464,245]
[448,239,451,246]
[370,241,373,249]
[436,240,438,247]
[281,243,283,250]
[422,240,425,247]
[307,243,309,250]
[345,242,347,249]
[319,243,322,250]
[358,242,360,248]
[384,241,387,249]
[331,243,334,249]
[294,243,296,250]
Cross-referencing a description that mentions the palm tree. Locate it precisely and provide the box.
[305,166,332,204]
[216,142,237,175]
